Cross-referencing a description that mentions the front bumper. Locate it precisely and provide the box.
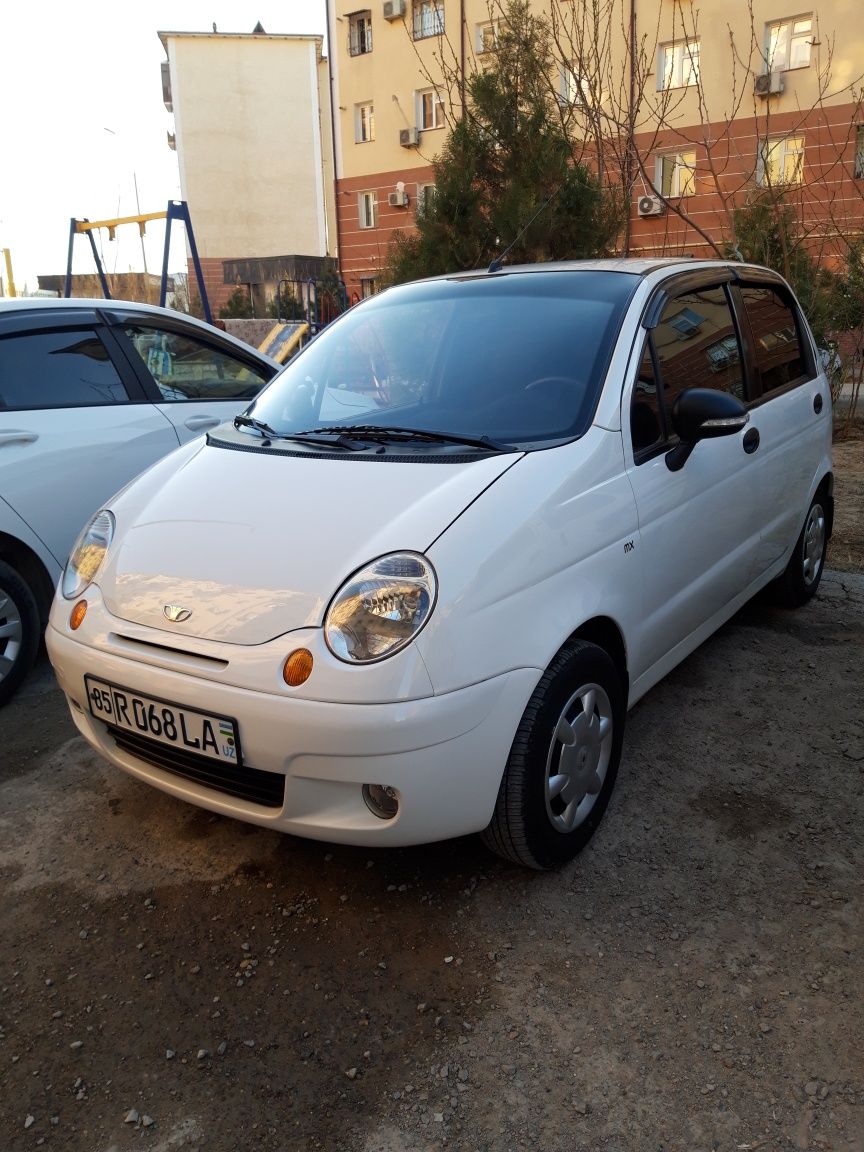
[47,622,539,847]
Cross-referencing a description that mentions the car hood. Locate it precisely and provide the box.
[100,441,519,644]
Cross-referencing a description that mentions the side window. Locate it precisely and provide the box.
[0,329,130,410]
[631,285,744,458]
[738,286,809,396]
[123,326,270,402]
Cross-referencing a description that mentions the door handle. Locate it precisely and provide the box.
[813,393,824,414]
[0,430,39,446]
[184,415,220,431]
[743,427,760,454]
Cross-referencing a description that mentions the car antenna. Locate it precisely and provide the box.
[486,187,561,274]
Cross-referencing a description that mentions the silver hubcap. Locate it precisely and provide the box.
[545,683,614,833]
[802,503,825,587]
[0,591,23,683]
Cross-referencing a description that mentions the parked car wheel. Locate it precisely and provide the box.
[0,560,40,707]
[772,491,828,608]
[482,641,626,869]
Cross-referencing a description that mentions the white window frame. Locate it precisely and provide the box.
[413,0,444,40]
[417,183,436,214]
[758,134,805,186]
[355,102,375,144]
[855,124,864,180]
[658,41,700,91]
[416,88,445,130]
[766,16,813,72]
[348,10,373,56]
[475,20,497,53]
[357,191,378,229]
[559,64,588,106]
[656,150,697,198]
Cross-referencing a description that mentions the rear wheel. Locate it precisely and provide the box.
[482,640,626,869]
[772,491,828,608]
[0,560,40,707]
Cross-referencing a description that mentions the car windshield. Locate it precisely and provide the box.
[244,270,638,449]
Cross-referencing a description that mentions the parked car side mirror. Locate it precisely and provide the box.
[666,388,749,472]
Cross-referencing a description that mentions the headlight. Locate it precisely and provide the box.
[325,552,437,663]
[62,510,115,600]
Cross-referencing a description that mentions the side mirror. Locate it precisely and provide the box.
[666,388,749,472]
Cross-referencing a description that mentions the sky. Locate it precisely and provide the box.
[0,1,326,294]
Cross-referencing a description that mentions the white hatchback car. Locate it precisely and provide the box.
[0,298,277,704]
[46,260,833,869]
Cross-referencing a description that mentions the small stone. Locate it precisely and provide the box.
[69,1040,83,1050]
[25,1115,35,1129]
[417,1003,427,1013]
[444,956,454,964]
[78,930,88,941]
[241,942,251,952]
[243,1039,255,1048]
[217,1042,227,1056]
[44,979,53,987]
[190,965,201,975]
[345,1067,358,1079]
[433,1112,444,1123]
[818,1085,829,1100]
[124,1109,139,1125]
[573,1100,590,1115]
[197,1049,209,1060]
[759,1021,772,1034]
[805,1081,820,1097]
[165,1049,175,1060]
[458,1069,469,1082]
[142,1115,154,1128]
[52,1011,63,1020]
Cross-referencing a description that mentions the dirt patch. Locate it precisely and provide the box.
[828,420,864,572]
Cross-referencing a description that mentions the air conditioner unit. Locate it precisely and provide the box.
[637,195,665,217]
[383,0,406,19]
[399,127,420,147]
[388,190,410,208]
[755,71,784,97]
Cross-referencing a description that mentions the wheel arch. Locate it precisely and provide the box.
[815,471,834,538]
[0,533,57,624]
[566,615,629,698]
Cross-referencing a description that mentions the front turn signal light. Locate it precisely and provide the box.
[283,648,313,687]
[69,601,88,631]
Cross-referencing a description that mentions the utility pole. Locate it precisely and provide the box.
[2,249,16,297]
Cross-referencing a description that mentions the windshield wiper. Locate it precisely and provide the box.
[292,425,513,453]
[233,414,281,440]
[234,414,358,451]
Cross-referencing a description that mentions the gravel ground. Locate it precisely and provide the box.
[1,580,862,1150]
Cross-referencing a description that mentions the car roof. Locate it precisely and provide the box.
[0,297,279,366]
[439,257,783,281]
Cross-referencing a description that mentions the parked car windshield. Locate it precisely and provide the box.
[245,270,639,449]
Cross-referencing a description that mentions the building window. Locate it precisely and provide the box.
[358,191,378,229]
[759,135,805,185]
[355,102,375,143]
[417,88,445,130]
[658,41,700,90]
[417,183,436,214]
[360,278,378,298]
[559,65,587,105]
[656,150,697,197]
[348,10,373,55]
[766,16,812,72]
[855,125,864,179]
[413,0,444,40]
[475,20,497,53]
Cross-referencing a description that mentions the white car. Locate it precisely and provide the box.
[0,299,277,704]
[46,260,833,869]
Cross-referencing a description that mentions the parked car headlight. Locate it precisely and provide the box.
[325,552,437,663]
[62,510,115,600]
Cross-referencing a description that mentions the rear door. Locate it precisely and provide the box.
[0,311,180,566]
[623,276,764,678]
[110,316,276,443]
[730,277,829,573]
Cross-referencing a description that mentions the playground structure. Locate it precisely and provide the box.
[63,200,213,323]
[257,276,350,363]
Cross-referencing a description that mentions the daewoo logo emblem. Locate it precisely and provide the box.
[163,604,192,623]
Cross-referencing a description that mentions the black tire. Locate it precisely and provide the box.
[482,640,626,870]
[0,560,41,708]
[771,490,828,608]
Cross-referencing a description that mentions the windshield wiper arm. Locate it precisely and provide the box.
[233,414,281,440]
[293,425,513,452]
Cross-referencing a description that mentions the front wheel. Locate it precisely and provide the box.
[0,560,41,707]
[482,640,626,869]
[772,491,828,608]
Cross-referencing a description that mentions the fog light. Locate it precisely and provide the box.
[69,600,88,630]
[362,783,399,820]
[283,648,313,686]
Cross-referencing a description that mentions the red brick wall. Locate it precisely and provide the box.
[187,257,236,319]
[335,165,435,301]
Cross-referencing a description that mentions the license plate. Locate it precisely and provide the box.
[85,676,242,766]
